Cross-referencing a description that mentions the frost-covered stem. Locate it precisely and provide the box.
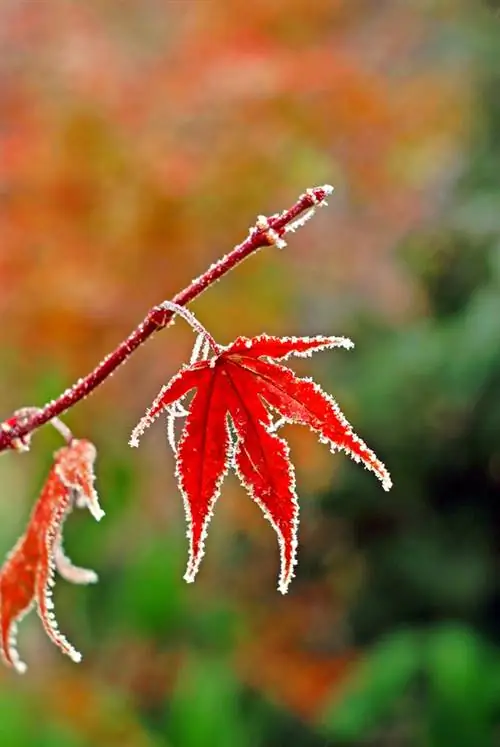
[0,185,333,453]
[155,301,219,354]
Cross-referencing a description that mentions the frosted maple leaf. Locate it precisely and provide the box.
[131,304,391,594]
[0,439,104,673]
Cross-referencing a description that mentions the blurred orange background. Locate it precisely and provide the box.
[1,2,498,746]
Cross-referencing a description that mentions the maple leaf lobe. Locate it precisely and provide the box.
[131,332,392,593]
[0,439,103,673]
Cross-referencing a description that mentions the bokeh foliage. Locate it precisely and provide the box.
[1,1,499,745]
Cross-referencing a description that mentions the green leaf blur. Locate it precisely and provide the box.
[1,1,499,745]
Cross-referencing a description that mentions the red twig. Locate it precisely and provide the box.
[0,185,333,453]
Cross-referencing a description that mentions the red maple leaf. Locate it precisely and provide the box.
[0,438,104,673]
[131,322,391,594]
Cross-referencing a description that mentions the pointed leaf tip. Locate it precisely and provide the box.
[0,438,102,672]
[132,327,390,593]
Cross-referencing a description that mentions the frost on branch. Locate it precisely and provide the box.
[131,322,392,595]
[0,439,103,673]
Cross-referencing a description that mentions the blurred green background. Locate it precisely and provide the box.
[2,1,500,745]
